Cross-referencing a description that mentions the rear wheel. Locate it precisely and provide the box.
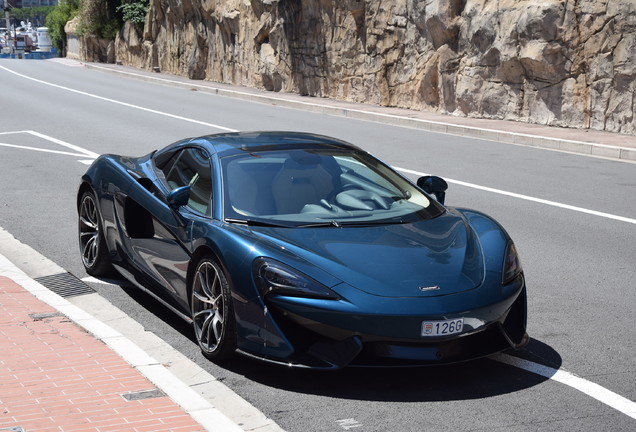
[78,191,113,276]
[191,257,236,361]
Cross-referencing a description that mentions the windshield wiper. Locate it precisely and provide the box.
[338,218,407,227]
[228,217,408,228]
[225,218,293,228]
[297,220,342,228]
[298,218,407,228]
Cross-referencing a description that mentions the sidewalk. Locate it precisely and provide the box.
[0,254,243,432]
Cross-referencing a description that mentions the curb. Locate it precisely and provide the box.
[82,62,636,163]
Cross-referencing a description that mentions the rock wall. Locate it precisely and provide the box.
[114,0,636,134]
[66,16,116,63]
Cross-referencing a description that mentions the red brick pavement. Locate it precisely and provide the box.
[0,276,207,432]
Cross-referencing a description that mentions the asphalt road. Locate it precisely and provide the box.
[1,58,635,432]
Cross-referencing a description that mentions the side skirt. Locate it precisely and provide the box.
[113,263,193,324]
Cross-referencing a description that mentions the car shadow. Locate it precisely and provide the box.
[215,338,561,402]
[116,283,197,342]
[111,281,561,403]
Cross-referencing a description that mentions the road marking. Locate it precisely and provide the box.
[0,130,99,160]
[2,67,633,225]
[0,65,238,132]
[5,66,631,426]
[82,276,103,284]
[396,167,636,225]
[85,64,634,160]
[30,280,636,420]
[81,276,127,285]
[84,276,636,421]
[335,418,364,430]
[494,354,636,420]
[25,130,100,158]
[0,142,89,157]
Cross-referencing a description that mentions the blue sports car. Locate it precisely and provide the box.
[78,131,527,369]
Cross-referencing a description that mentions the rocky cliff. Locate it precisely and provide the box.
[113,0,636,134]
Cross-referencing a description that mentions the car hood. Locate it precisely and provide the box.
[251,211,485,297]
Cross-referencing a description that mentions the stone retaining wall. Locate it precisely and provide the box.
[111,0,635,134]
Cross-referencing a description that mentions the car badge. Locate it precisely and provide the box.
[419,285,440,292]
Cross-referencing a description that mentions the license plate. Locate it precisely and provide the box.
[421,318,464,336]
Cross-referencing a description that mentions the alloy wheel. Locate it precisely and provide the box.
[192,260,227,355]
[79,193,100,269]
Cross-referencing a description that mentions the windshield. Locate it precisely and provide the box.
[221,148,444,226]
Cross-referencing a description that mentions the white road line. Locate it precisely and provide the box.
[25,130,100,158]
[0,65,237,133]
[81,278,636,421]
[495,354,636,420]
[85,65,632,155]
[396,167,636,225]
[85,269,636,419]
[0,142,88,157]
[335,418,364,430]
[2,66,633,226]
[81,276,125,285]
[0,130,99,159]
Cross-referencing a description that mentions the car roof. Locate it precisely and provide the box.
[186,131,360,155]
[152,131,364,167]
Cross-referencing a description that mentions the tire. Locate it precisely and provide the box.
[78,191,113,276]
[191,257,237,361]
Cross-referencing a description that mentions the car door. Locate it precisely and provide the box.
[122,146,213,313]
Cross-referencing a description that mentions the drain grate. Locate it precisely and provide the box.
[35,272,96,298]
[121,389,166,401]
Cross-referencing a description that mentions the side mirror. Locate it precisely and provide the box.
[417,176,448,205]
[167,185,191,208]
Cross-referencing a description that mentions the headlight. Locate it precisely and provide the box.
[254,258,340,299]
[502,242,523,284]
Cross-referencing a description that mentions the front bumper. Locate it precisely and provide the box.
[249,277,528,369]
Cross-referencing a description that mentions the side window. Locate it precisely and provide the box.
[163,148,212,215]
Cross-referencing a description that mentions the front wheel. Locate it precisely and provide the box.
[191,257,236,361]
[78,191,113,276]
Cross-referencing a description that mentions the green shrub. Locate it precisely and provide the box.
[117,0,148,26]
[44,0,81,54]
